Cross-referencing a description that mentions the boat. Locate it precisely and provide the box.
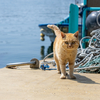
[38,1,83,42]
[38,0,100,43]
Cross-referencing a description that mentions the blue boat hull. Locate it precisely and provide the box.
[39,23,82,42]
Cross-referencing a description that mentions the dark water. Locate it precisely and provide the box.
[0,0,75,68]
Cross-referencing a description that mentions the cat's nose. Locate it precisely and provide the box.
[69,44,71,47]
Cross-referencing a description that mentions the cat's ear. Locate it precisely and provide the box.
[61,32,66,38]
[74,31,79,38]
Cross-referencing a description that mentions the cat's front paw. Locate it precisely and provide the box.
[57,71,61,74]
[60,74,66,79]
[66,72,68,75]
[70,75,76,79]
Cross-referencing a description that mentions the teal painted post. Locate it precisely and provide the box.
[82,0,87,38]
[82,8,87,38]
[84,0,87,5]
[69,4,79,33]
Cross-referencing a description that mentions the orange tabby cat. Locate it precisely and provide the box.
[47,25,79,79]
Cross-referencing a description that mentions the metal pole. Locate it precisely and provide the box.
[6,61,36,68]
[6,58,39,69]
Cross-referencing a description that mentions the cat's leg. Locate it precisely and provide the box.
[69,63,76,79]
[60,64,66,79]
[54,55,60,74]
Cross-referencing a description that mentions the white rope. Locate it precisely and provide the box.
[41,28,100,72]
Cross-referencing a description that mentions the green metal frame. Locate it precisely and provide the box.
[69,0,100,38]
[82,0,100,38]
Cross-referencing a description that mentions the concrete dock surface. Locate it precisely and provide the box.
[0,59,100,100]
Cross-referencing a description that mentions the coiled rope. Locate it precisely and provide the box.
[40,29,100,73]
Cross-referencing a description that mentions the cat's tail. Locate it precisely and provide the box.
[47,25,61,36]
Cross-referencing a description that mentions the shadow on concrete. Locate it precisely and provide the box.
[73,74,100,84]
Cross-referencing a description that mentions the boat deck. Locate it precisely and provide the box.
[0,58,100,100]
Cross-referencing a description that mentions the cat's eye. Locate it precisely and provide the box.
[65,41,68,44]
[72,41,75,44]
